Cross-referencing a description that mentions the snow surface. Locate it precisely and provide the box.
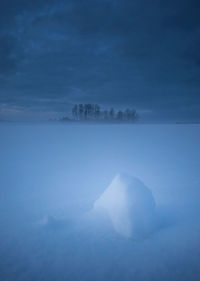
[94,173,156,238]
[0,123,200,281]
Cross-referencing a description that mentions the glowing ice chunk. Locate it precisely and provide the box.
[94,173,156,238]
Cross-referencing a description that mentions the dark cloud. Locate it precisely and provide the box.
[165,0,200,31]
[0,0,200,121]
[0,34,20,75]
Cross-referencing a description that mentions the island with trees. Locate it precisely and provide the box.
[59,104,138,123]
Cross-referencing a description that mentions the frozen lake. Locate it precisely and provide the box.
[0,123,200,281]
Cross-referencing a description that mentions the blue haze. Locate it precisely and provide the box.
[0,123,200,281]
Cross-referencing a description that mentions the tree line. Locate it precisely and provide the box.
[61,104,138,122]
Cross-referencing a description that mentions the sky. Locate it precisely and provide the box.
[0,0,200,122]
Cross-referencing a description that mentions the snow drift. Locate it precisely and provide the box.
[94,173,156,238]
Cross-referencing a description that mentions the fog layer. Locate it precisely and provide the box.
[0,123,200,281]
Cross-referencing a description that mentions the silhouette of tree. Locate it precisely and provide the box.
[72,104,78,120]
[84,104,88,120]
[103,110,108,120]
[78,104,84,120]
[90,104,95,119]
[130,109,137,122]
[125,109,131,121]
[116,110,123,121]
[62,104,138,123]
[109,108,115,120]
[95,104,100,120]
[87,104,94,119]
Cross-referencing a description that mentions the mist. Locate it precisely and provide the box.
[0,123,200,281]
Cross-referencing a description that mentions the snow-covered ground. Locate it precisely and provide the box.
[0,123,200,281]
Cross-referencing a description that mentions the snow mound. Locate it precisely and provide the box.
[94,173,156,238]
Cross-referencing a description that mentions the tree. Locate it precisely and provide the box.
[90,104,95,119]
[94,104,100,120]
[78,104,84,120]
[87,104,94,119]
[103,110,108,120]
[130,109,138,122]
[62,104,138,123]
[84,104,88,120]
[72,104,78,120]
[109,108,115,120]
[116,110,123,121]
[125,108,131,121]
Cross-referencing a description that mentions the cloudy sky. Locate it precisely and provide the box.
[0,0,200,121]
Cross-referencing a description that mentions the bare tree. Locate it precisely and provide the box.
[116,110,123,121]
[87,104,94,119]
[103,110,108,120]
[95,104,100,120]
[62,104,138,123]
[130,109,138,122]
[72,105,78,120]
[125,109,131,121]
[78,104,84,120]
[109,108,115,120]
[84,104,88,120]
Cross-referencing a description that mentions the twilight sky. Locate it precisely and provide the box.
[0,0,200,121]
